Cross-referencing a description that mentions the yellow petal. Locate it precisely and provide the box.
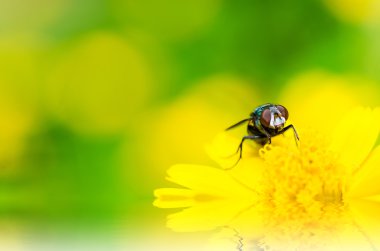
[205,132,262,169]
[166,164,256,198]
[156,164,259,232]
[227,204,263,238]
[226,158,265,194]
[153,188,197,208]
[166,198,255,232]
[349,199,380,249]
[205,132,245,169]
[366,195,380,202]
[348,145,380,198]
[329,107,380,172]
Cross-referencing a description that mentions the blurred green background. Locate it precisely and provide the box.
[1,0,380,247]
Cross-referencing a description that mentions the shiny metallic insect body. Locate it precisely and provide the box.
[226,103,299,165]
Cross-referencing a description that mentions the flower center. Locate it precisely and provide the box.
[254,131,349,248]
[259,133,346,204]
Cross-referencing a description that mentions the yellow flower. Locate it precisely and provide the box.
[154,73,380,250]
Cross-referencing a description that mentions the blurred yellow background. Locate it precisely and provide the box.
[1,0,380,249]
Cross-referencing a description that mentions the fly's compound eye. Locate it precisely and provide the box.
[260,108,272,128]
[276,105,289,120]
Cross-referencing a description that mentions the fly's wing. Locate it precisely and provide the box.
[225,118,250,131]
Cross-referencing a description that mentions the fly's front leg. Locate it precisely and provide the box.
[224,135,267,170]
[237,135,267,159]
[282,124,299,145]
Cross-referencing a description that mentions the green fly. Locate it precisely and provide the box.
[226,103,299,166]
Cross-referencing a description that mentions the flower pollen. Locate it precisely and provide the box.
[254,130,349,249]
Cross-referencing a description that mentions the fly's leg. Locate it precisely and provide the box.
[282,124,300,145]
[225,135,268,170]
